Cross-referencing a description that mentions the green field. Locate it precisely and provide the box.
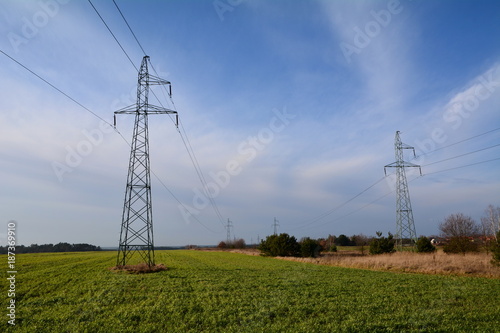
[2,250,500,332]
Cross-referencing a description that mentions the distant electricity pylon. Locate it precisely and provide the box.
[114,56,178,267]
[272,217,279,235]
[384,131,421,250]
[226,218,233,243]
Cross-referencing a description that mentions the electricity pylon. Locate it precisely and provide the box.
[272,217,279,235]
[226,218,233,243]
[114,56,177,267]
[384,131,421,250]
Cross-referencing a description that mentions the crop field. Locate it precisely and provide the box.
[2,250,500,332]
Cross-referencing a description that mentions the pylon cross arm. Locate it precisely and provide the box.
[147,74,171,86]
[114,106,176,115]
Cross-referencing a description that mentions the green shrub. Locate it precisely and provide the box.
[335,234,351,246]
[416,236,436,253]
[443,236,479,254]
[300,237,322,258]
[329,244,338,252]
[258,233,300,257]
[369,232,395,255]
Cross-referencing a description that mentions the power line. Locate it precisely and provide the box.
[94,0,226,228]
[109,0,226,227]
[307,155,500,230]
[424,157,500,176]
[291,176,387,230]
[0,49,113,128]
[4,15,216,235]
[90,0,173,119]
[0,48,133,147]
[291,153,500,231]
[177,123,226,226]
[112,0,147,55]
[150,170,218,234]
[313,186,395,229]
[414,127,500,159]
[422,143,500,167]
[87,0,138,71]
[0,48,217,235]
[291,129,500,232]
[307,174,426,230]
[111,0,175,112]
[322,156,499,227]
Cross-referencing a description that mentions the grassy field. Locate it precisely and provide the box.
[2,250,500,332]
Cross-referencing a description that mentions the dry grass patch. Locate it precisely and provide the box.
[275,251,500,278]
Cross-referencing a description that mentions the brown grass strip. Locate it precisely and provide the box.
[275,251,500,278]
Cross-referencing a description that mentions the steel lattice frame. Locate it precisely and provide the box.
[115,56,177,267]
[384,131,421,250]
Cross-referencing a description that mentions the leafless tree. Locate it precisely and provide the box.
[439,213,480,238]
[439,213,480,254]
[481,205,500,240]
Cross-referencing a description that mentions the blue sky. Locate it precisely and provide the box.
[1,0,499,247]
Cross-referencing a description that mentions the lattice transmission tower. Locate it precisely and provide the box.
[384,131,421,250]
[114,56,177,267]
[272,217,279,235]
[226,218,233,243]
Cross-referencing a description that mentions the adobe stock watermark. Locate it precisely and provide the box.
[339,0,405,64]
[7,0,71,53]
[213,0,245,22]
[6,221,17,326]
[51,121,115,182]
[179,107,295,223]
[413,64,500,166]
[384,63,499,191]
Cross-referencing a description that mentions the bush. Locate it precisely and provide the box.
[369,232,395,255]
[218,239,246,249]
[300,237,322,258]
[232,238,246,249]
[443,236,479,254]
[329,244,338,252]
[258,233,300,257]
[335,234,351,246]
[416,236,436,253]
[350,234,369,247]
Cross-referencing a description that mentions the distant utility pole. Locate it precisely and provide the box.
[226,218,233,243]
[384,131,421,250]
[114,56,178,267]
[272,217,279,235]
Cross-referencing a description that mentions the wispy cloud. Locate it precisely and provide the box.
[1,1,499,246]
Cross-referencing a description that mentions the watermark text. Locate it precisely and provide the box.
[6,221,17,326]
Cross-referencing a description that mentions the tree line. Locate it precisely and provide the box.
[0,242,101,254]
[252,204,500,266]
